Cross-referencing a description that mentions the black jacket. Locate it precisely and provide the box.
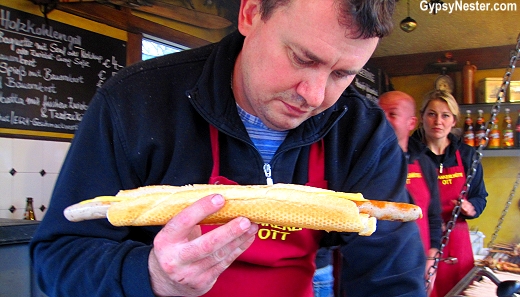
[411,130,488,219]
[30,31,426,297]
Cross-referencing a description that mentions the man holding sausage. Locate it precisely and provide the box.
[30,0,426,296]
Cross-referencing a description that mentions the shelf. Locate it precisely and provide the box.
[481,149,520,157]
[460,102,520,113]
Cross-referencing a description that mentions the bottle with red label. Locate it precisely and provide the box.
[516,110,520,148]
[502,108,514,148]
[463,110,475,146]
[474,109,486,147]
[488,110,501,149]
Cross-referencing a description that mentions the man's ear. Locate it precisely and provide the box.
[408,116,418,131]
[237,0,261,36]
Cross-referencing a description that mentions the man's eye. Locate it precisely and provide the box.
[332,71,348,79]
[292,53,313,66]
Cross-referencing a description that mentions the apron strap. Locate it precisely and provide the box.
[306,138,327,189]
[209,125,220,178]
[455,150,463,168]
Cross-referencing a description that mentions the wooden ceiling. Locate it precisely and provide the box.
[98,0,239,29]
[53,0,239,48]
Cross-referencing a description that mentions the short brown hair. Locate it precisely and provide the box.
[259,0,396,38]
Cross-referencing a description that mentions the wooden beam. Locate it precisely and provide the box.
[133,1,232,29]
[370,44,516,77]
[55,2,211,49]
[126,31,142,66]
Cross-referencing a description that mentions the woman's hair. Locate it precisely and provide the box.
[258,0,396,38]
[419,89,460,124]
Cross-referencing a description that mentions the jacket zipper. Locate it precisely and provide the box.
[263,163,274,185]
[439,163,443,174]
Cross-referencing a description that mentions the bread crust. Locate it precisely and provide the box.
[64,184,422,235]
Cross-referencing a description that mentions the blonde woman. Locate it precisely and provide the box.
[411,90,488,297]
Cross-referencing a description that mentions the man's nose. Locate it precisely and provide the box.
[296,75,327,108]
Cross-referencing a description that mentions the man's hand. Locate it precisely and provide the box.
[148,194,258,296]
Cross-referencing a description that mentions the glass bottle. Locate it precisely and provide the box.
[516,110,520,148]
[502,108,514,148]
[488,110,501,149]
[463,110,475,146]
[24,197,36,220]
[475,109,486,147]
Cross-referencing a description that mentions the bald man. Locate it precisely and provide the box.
[378,91,417,151]
[379,91,442,292]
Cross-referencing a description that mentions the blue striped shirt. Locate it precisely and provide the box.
[237,104,288,163]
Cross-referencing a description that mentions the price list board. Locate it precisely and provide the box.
[0,6,126,140]
[352,63,382,104]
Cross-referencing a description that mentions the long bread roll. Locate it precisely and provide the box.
[63,183,422,236]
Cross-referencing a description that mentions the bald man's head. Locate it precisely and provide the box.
[378,91,418,151]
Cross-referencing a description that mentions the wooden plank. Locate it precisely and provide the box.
[131,1,232,29]
[56,2,210,48]
[126,31,143,66]
[370,45,515,77]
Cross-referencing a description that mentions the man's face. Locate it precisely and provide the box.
[233,0,379,131]
[378,95,417,150]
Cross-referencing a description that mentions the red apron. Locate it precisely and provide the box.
[202,126,326,297]
[431,150,474,297]
[406,160,431,253]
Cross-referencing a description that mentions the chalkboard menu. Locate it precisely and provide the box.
[0,6,126,140]
[351,61,394,104]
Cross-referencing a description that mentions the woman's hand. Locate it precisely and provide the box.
[452,199,476,217]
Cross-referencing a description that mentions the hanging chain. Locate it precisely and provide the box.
[487,171,520,247]
[425,33,520,293]
[486,36,520,247]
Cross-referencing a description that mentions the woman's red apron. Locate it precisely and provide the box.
[406,159,431,254]
[431,150,474,297]
[202,126,325,297]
